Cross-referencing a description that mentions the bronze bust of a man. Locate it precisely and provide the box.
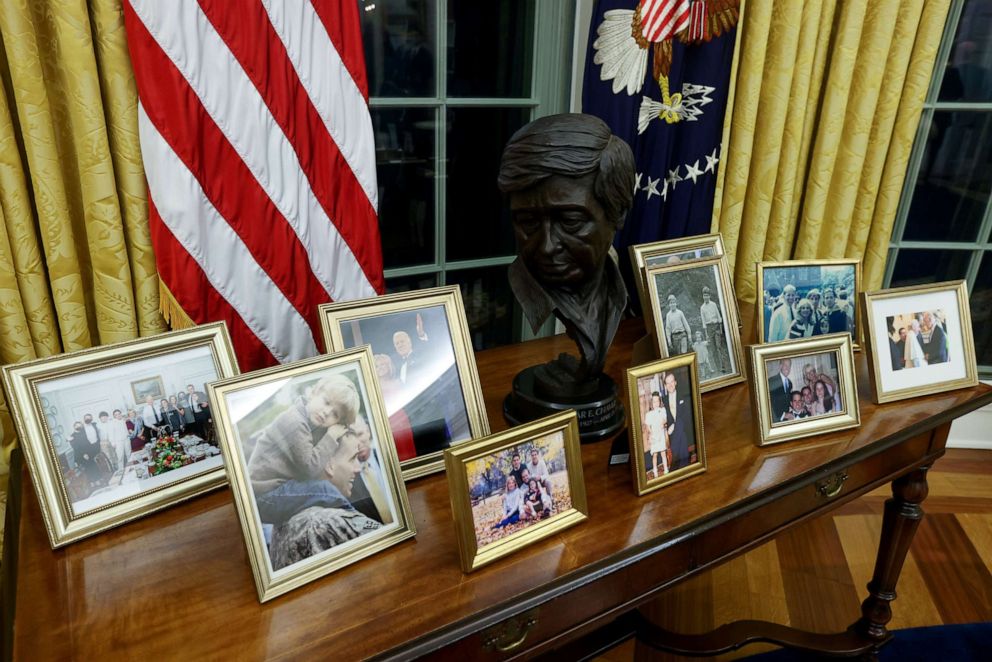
[498,113,634,437]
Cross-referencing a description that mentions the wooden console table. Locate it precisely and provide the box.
[3,320,990,660]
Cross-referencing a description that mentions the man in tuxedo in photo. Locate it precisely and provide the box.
[662,372,693,470]
[768,358,794,420]
[392,313,451,456]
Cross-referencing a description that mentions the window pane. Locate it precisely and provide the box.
[447,0,534,97]
[937,0,992,102]
[447,265,521,350]
[362,0,437,97]
[445,107,530,261]
[374,108,436,269]
[903,111,992,243]
[385,273,439,293]
[972,252,992,368]
[889,249,972,287]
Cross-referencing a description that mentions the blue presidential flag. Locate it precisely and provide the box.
[582,0,739,303]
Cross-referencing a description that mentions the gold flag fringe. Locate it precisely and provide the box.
[159,279,197,330]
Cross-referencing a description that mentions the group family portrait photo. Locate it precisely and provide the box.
[227,365,403,574]
[646,256,743,390]
[35,344,222,516]
[466,430,573,550]
[758,261,859,344]
[765,352,844,424]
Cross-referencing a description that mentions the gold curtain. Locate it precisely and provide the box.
[712,0,951,312]
[0,0,166,465]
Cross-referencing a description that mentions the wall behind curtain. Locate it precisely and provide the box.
[712,0,951,309]
[0,0,166,465]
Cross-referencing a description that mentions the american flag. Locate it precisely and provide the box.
[123,0,383,370]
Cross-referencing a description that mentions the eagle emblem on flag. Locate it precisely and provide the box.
[593,0,739,133]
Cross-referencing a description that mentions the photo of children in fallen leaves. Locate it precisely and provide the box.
[466,430,572,550]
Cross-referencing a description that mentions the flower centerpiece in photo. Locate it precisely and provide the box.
[150,434,192,476]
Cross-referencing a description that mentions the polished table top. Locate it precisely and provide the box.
[10,320,992,660]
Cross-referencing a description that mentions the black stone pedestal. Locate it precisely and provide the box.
[503,365,625,443]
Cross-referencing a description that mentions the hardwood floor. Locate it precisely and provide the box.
[595,448,992,661]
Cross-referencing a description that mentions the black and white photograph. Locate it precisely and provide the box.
[645,256,744,391]
[210,349,415,601]
[758,261,860,344]
[36,345,221,517]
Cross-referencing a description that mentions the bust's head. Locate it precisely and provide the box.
[498,114,634,288]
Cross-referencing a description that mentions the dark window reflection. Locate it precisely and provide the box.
[938,0,992,102]
[373,108,436,269]
[973,252,992,367]
[385,273,439,292]
[889,249,972,287]
[447,266,520,350]
[446,107,530,261]
[447,0,534,97]
[361,0,436,97]
[904,111,992,243]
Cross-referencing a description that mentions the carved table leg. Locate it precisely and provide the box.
[852,466,930,650]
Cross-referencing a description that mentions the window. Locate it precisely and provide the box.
[886,0,992,375]
[361,0,575,349]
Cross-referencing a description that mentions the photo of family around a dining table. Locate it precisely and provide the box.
[765,352,845,425]
[37,346,222,516]
[467,431,573,550]
[234,367,399,573]
[885,309,950,371]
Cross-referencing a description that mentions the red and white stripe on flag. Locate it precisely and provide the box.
[639,0,691,43]
[123,0,384,370]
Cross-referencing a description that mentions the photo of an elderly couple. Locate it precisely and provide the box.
[232,367,399,573]
[338,305,470,462]
[651,263,736,381]
[885,310,950,371]
[635,365,699,481]
[761,263,857,343]
[467,431,573,550]
[36,345,221,516]
[765,353,844,425]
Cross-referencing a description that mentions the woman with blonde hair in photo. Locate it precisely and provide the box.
[787,299,817,339]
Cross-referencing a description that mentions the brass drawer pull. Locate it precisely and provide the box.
[482,609,539,653]
[816,471,849,499]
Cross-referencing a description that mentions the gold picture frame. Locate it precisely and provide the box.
[444,410,587,573]
[629,232,726,329]
[318,285,490,481]
[747,333,860,446]
[1,323,239,548]
[861,280,978,404]
[644,255,746,392]
[756,259,863,349]
[208,346,417,602]
[625,353,706,496]
[130,375,165,403]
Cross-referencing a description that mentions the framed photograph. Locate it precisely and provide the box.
[625,353,706,495]
[644,255,746,392]
[1,323,238,548]
[629,233,726,323]
[756,259,862,348]
[444,410,587,573]
[208,346,416,602]
[318,285,489,480]
[130,375,165,403]
[862,280,978,404]
[747,333,860,446]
